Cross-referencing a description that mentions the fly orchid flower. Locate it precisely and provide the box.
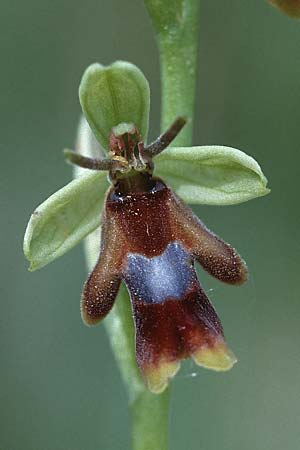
[24,61,269,394]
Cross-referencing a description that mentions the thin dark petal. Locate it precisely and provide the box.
[64,149,113,171]
[169,192,248,284]
[144,117,187,156]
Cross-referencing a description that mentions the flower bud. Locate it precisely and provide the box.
[269,0,300,18]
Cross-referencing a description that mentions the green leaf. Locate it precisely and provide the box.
[79,61,150,150]
[24,172,109,271]
[155,145,270,205]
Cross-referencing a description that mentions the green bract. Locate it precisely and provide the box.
[156,146,270,205]
[79,61,150,150]
[23,61,270,271]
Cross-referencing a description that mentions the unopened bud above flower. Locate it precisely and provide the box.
[269,0,300,18]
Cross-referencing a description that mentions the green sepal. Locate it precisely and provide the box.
[155,145,270,205]
[24,172,109,271]
[79,61,150,150]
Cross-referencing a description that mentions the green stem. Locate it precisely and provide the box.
[132,389,170,450]
[145,0,200,146]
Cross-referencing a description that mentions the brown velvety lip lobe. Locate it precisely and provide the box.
[82,274,121,325]
[133,284,224,370]
[167,191,248,285]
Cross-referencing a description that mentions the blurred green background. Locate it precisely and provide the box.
[1,1,300,449]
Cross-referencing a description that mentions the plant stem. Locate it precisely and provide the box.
[145,0,200,146]
[132,388,170,450]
